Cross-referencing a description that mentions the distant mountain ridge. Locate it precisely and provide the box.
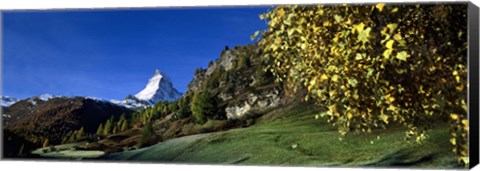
[1,96,19,107]
[1,70,182,112]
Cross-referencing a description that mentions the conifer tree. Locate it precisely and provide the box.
[191,89,217,123]
[103,116,114,135]
[18,144,24,156]
[139,121,155,147]
[118,113,126,127]
[96,123,104,135]
[120,119,128,132]
[76,127,85,140]
[61,136,68,144]
[68,133,76,142]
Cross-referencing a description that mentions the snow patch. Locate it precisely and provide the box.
[38,93,54,101]
[81,96,146,109]
[28,99,37,106]
[110,99,147,109]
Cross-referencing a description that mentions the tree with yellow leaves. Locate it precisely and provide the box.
[254,3,468,166]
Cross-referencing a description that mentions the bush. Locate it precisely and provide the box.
[205,67,225,89]
[49,145,57,152]
[237,55,251,69]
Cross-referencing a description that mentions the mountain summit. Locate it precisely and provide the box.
[134,69,182,104]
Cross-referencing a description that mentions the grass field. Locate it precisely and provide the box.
[32,142,105,159]
[104,104,461,169]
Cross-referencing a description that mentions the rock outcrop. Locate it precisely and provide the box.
[225,88,283,119]
[185,44,286,120]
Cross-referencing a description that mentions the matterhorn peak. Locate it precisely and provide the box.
[154,69,161,75]
[133,69,182,104]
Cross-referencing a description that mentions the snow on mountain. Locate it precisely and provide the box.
[134,69,182,104]
[76,96,140,109]
[1,96,19,107]
[28,94,144,110]
[3,93,146,111]
[109,98,147,109]
[38,93,54,101]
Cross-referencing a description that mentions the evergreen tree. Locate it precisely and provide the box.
[18,144,24,156]
[168,102,177,113]
[76,127,85,140]
[176,94,192,119]
[68,133,76,142]
[116,114,124,128]
[61,136,68,144]
[103,116,114,135]
[96,123,104,135]
[139,121,155,147]
[120,119,128,132]
[191,89,217,123]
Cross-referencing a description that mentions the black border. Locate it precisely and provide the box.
[468,2,479,169]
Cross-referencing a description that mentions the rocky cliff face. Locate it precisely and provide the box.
[187,69,206,92]
[185,44,286,120]
[225,88,283,119]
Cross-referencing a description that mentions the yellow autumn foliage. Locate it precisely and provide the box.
[254,3,468,166]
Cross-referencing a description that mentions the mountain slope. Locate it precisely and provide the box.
[134,69,182,104]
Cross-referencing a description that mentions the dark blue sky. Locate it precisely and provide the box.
[2,6,270,100]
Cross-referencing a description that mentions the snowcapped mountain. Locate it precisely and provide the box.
[133,69,182,104]
[1,96,19,107]
[1,94,61,108]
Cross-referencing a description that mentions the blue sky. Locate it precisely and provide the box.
[2,6,270,100]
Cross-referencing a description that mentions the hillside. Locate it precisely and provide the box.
[105,103,460,168]
[3,96,134,157]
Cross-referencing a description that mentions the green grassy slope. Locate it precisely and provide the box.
[105,104,461,169]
